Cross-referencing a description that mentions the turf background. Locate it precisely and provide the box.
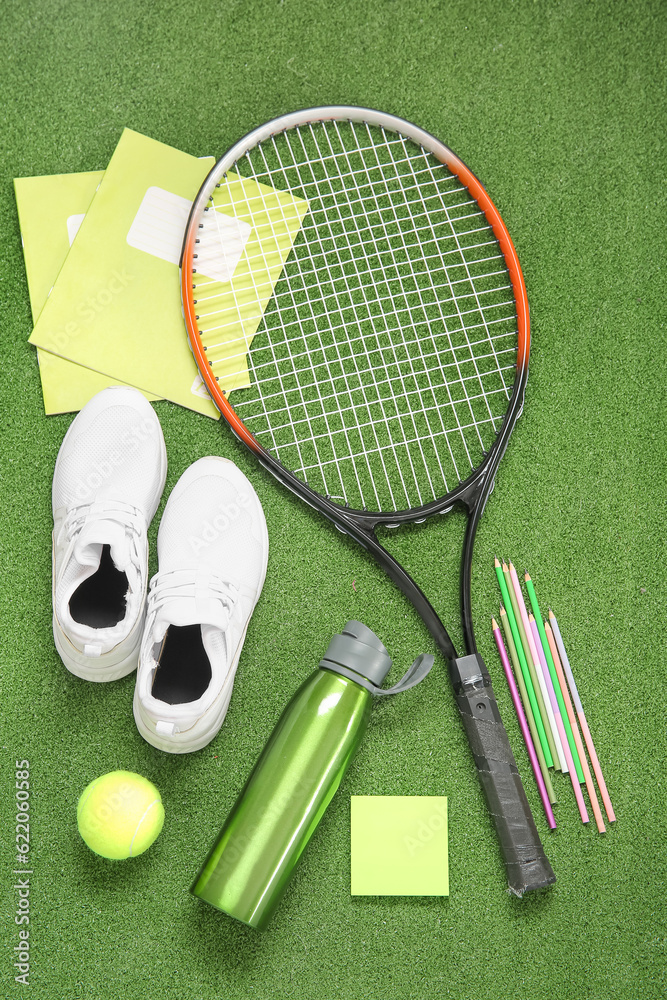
[1,1,665,997]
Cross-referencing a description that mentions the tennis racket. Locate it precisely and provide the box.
[181,106,555,896]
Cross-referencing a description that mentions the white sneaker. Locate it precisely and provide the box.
[52,387,167,681]
[133,457,269,753]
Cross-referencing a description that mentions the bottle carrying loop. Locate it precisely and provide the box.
[373,652,434,695]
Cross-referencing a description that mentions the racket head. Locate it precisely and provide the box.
[181,106,529,523]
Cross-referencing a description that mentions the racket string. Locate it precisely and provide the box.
[263,133,383,503]
[191,119,518,512]
[250,138,372,504]
[397,134,506,440]
[196,286,517,367]
[195,223,506,290]
[301,121,432,508]
[352,119,483,484]
[290,122,510,495]
[412,139,514,416]
[193,262,515,349]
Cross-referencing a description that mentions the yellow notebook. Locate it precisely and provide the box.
[28,128,309,417]
[15,169,160,414]
[28,130,219,417]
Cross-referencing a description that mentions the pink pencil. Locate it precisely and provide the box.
[549,610,616,823]
[546,621,606,833]
[492,618,556,829]
[530,616,588,823]
[528,615,588,823]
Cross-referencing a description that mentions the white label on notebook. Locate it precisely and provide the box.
[67,213,85,246]
[126,187,251,282]
[196,207,252,283]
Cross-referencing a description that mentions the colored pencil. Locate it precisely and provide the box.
[525,572,584,781]
[492,618,556,829]
[546,621,606,833]
[494,559,550,765]
[501,560,554,768]
[529,613,569,773]
[530,615,588,823]
[549,610,616,823]
[500,605,556,805]
[507,562,561,769]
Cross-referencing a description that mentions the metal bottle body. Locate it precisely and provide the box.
[191,667,373,929]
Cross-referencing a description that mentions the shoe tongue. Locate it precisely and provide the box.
[75,519,131,572]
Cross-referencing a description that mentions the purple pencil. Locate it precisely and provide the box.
[492,617,556,829]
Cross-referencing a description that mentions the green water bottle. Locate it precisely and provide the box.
[191,620,433,929]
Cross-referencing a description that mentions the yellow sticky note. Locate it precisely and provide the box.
[14,169,160,414]
[350,796,449,896]
[28,129,219,418]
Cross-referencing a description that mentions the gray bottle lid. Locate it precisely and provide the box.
[319,620,392,687]
[319,621,434,696]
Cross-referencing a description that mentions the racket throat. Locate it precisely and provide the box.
[459,472,496,658]
[350,522,459,663]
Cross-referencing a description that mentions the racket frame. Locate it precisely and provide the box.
[181,105,529,661]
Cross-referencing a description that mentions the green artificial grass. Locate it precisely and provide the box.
[1,1,666,997]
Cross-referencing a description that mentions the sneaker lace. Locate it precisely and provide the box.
[58,499,145,570]
[146,569,238,633]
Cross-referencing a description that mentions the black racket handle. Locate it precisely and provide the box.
[450,653,556,896]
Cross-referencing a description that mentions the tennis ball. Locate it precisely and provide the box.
[77,770,164,860]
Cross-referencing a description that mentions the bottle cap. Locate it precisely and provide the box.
[319,621,434,696]
[319,620,392,688]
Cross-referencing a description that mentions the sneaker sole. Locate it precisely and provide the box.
[132,654,238,753]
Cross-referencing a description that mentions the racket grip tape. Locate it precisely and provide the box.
[450,653,556,896]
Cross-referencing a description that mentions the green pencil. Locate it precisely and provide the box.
[500,604,556,804]
[503,560,559,769]
[494,558,552,766]
[525,572,584,783]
